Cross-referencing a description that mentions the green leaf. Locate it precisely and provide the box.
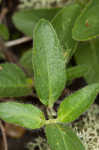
[12,8,60,37]
[75,39,99,84]
[0,24,9,40]
[67,65,89,85]
[0,102,45,129]
[33,19,66,107]
[20,49,88,83]
[52,4,81,63]
[20,49,88,84]
[57,83,99,123]
[72,0,99,41]
[0,63,32,97]
[20,49,33,76]
[45,124,85,150]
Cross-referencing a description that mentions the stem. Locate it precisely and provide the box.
[0,121,8,150]
[5,36,32,47]
[45,119,58,125]
[47,107,57,119]
[0,7,8,23]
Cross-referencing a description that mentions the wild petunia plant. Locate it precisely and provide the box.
[0,19,99,150]
[0,0,99,149]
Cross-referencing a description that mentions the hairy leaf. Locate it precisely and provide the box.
[75,39,99,84]
[20,49,88,84]
[58,83,99,123]
[52,4,81,63]
[0,102,45,129]
[13,8,60,37]
[20,49,87,84]
[0,63,32,97]
[72,0,99,41]
[45,124,85,150]
[33,19,66,107]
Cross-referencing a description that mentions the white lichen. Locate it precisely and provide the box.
[72,104,99,150]
[19,0,68,9]
[26,136,50,150]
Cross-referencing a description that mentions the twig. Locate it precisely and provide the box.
[0,121,8,150]
[0,39,18,63]
[0,39,32,76]
[0,98,15,102]
[0,8,8,23]
[5,36,32,48]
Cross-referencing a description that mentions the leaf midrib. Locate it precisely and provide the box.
[56,124,68,150]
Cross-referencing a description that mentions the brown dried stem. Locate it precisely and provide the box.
[0,121,8,150]
[5,36,32,48]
